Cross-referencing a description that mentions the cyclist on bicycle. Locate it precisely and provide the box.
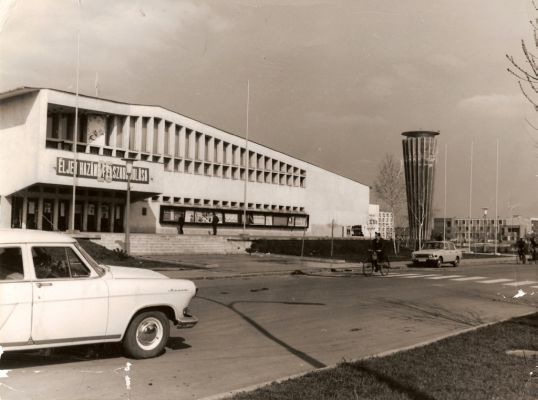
[371,232,386,271]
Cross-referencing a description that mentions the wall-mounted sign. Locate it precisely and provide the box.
[56,157,149,184]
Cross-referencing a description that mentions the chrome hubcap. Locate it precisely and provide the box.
[136,317,163,351]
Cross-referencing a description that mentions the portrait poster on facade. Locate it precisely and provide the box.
[287,216,295,226]
[195,211,212,223]
[273,215,288,226]
[162,209,173,222]
[224,213,239,223]
[28,201,35,215]
[252,214,265,225]
[60,203,65,217]
[295,217,307,227]
[185,210,195,223]
[86,115,107,146]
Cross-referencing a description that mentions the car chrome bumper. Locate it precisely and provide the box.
[175,315,198,329]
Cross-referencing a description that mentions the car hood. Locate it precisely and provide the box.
[413,250,438,255]
[106,265,168,280]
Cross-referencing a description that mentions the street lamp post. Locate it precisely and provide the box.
[122,158,135,256]
[482,207,488,250]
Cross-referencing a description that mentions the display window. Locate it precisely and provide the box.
[160,206,308,229]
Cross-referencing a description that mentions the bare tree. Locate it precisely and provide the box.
[409,190,427,250]
[507,0,538,116]
[373,154,406,253]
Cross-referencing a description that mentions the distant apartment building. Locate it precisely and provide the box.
[366,204,393,239]
[433,216,531,243]
[378,211,394,239]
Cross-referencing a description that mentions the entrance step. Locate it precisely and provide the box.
[91,233,251,255]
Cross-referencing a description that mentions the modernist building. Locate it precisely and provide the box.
[401,131,439,247]
[433,216,531,243]
[0,87,369,236]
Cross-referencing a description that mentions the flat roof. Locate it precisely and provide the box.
[402,131,440,138]
[0,86,368,187]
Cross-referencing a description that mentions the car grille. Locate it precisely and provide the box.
[415,254,430,259]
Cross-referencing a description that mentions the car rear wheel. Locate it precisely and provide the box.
[123,311,170,359]
[452,257,460,267]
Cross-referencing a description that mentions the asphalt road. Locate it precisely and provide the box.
[1,259,537,400]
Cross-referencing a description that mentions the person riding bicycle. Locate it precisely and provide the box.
[516,237,527,263]
[371,232,386,270]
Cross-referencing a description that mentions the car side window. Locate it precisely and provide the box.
[0,247,24,281]
[32,246,91,279]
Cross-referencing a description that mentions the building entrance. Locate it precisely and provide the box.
[8,186,139,233]
[58,199,70,231]
[42,199,54,231]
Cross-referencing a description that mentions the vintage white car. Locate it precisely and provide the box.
[0,229,197,359]
[411,241,463,267]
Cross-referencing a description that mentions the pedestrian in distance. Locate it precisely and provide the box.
[530,235,537,264]
[211,212,219,236]
[177,212,185,235]
[516,236,527,264]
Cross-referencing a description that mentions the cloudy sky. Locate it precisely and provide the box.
[1,0,536,219]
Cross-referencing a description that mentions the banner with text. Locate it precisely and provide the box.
[56,157,150,184]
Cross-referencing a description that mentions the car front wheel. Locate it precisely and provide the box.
[452,257,460,267]
[435,257,443,268]
[123,311,170,359]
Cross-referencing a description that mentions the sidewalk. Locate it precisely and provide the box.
[139,253,517,280]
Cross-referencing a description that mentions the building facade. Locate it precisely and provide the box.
[401,131,439,247]
[433,216,531,243]
[378,211,394,240]
[0,88,369,236]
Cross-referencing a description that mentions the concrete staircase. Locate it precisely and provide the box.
[91,233,252,255]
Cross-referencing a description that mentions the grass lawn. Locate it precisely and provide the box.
[231,313,538,400]
[76,238,182,270]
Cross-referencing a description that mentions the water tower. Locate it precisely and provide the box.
[401,131,439,248]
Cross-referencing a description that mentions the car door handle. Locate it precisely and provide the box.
[36,282,53,288]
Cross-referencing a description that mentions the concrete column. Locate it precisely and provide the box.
[109,116,117,148]
[53,198,59,230]
[178,126,186,158]
[146,117,154,154]
[110,200,116,232]
[96,199,102,232]
[157,118,164,155]
[188,131,196,160]
[83,199,89,231]
[37,197,44,230]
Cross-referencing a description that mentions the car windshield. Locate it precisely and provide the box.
[74,243,106,276]
[423,242,444,250]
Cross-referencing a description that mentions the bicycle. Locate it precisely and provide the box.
[516,248,527,264]
[362,249,390,276]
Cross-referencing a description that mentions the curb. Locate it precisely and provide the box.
[198,310,538,400]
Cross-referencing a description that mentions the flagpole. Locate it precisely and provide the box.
[443,144,447,243]
[242,80,250,232]
[468,141,473,252]
[495,139,499,255]
[70,29,80,232]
